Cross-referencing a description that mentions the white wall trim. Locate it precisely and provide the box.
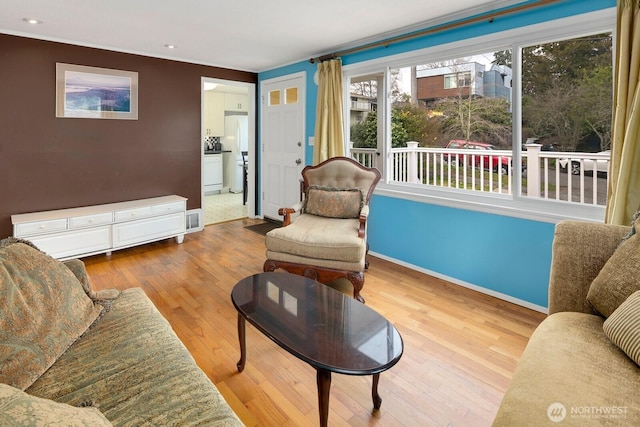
[374,184,606,224]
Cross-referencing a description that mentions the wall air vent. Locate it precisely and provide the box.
[185,209,203,233]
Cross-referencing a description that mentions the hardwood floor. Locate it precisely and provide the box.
[83,218,546,426]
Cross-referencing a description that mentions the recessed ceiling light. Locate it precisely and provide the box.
[23,18,42,24]
[165,44,177,49]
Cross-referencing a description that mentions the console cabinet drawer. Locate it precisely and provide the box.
[114,206,155,222]
[112,212,185,249]
[69,212,113,229]
[153,201,185,215]
[30,226,112,260]
[15,218,68,237]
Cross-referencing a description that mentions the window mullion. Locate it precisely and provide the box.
[512,44,524,199]
[382,66,392,184]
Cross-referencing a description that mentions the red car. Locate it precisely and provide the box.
[444,140,511,175]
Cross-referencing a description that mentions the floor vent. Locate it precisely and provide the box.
[185,209,203,233]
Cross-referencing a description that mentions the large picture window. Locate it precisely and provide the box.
[345,10,614,222]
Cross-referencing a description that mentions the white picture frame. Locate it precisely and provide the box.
[56,63,138,120]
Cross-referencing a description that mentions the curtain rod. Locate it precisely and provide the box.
[309,0,561,64]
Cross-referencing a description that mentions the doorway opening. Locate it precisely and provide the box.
[202,77,256,225]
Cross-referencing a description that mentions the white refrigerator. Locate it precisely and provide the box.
[222,114,249,193]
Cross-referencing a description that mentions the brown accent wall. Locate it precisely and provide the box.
[0,34,256,238]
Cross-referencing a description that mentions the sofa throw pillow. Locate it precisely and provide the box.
[587,214,640,318]
[304,186,363,219]
[0,383,113,426]
[0,242,102,390]
[603,291,640,366]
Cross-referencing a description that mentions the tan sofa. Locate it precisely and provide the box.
[493,220,640,426]
[0,239,243,426]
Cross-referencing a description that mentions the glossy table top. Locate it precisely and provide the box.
[231,272,403,375]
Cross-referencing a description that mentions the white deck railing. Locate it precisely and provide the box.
[349,143,610,206]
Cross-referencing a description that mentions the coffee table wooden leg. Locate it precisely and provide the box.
[316,369,332,427]
[236,314,246,372]
[372,373,382,409]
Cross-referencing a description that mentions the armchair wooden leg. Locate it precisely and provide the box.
[347,271,365,304]
[365,243,371,270]
[263,259,277,272]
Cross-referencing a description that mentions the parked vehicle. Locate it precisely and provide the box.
[444,140,511,175]
[558,150,610,176]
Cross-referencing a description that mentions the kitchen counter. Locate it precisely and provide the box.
[204,150,232,155]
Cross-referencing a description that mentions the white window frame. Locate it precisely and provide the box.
[343,8,615,224]
[444,73,458,89]
[444,71,472,89]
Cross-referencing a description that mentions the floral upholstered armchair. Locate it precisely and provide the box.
[263,156,381,303]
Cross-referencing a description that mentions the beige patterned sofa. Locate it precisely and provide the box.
[0,239,243,426]
[493,219,640,426]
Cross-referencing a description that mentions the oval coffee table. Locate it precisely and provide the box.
[231,272,404,427]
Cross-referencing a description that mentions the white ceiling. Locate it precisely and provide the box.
[1,0,517,73]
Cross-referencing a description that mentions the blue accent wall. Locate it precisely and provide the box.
[258,0,615,309]
[368,196,555,307]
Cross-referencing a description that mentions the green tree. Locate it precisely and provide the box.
[432,96,512,147]
[493,50,512,67]
[496,33,613,150]
[350,111,378,148]
[350,103,432,148]
[391,102,430,146]
[523,79,584,151]
[494,34,611,95]
[576,66,613,150]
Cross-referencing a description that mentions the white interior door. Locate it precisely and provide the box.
[261,73,305,221]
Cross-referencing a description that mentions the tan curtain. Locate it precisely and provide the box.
[606,0,640,225]
[313,59,345,164]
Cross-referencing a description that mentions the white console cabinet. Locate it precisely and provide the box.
[12,195,187,260]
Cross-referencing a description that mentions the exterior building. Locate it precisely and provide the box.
[483,64,512,100]
[416,62,512,106]
[349,93,377,123]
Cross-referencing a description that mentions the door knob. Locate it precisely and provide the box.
[295,159,302,165]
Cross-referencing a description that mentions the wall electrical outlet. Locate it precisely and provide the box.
[309,136,315,146]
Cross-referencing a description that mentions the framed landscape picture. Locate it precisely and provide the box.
[56,63,138,119]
